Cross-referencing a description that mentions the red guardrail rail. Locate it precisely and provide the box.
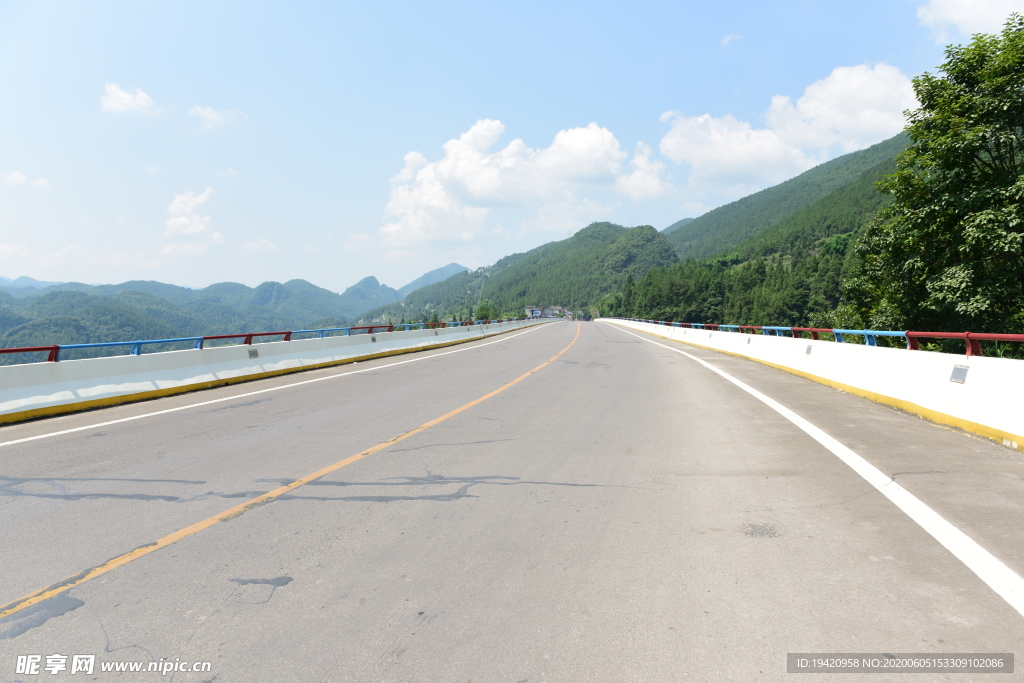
[349,325,394,335]
[199,331,292,349]
[906,331,1024,356]
[0,345,60,362]
[791,327,834,340]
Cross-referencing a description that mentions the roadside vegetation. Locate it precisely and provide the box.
[601,16,1024,356]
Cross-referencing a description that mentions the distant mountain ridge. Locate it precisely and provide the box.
[0,276,66,289]
[665,133,908,260]
[397,263,469,298]
[0,263,469,360]
[661,218,694,234]
[360,223,678,321]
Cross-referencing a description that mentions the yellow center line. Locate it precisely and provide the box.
[0,322,582,621]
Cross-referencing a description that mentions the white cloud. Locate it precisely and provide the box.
[381,157,490,248]
[242,237,277,252]
[722,33,743,46]
[3,171,49,188]
[101,83,156,114]
[766,63,918,153]
[164,187,223,255]
[166,187,215,236]
[660,113,817,196]
[220,167,239,178]
[2,171,27,186]
[380,119,662,248]
[616,142,671,201]
[660,63,916,201]
[190,105,245,129]
[917,0,1024,39]
[518,199,613,236]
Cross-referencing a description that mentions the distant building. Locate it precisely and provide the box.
[525,306,569,317]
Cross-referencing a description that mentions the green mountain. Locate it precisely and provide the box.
[396,262,469,298]
[0,263,474,360]
[336,277,403,318]
[330,264,471,318]
[0,275,65,289]
[29,278,351,329]
[361,222,678,321]
[661,218,694,234]
[600,149,899,327]
[666,133,908,260]
[361,257,526,323]
[1,291,189,363]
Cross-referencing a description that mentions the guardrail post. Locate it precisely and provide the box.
[966,333,983,356]
[48,346,60,362]
[284,332,292,341]
[130,342,142,356]
[834,332,844,343]
[865,333,877,346]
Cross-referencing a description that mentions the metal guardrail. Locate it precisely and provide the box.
[617,319,1024,357]
[0,319,525,364]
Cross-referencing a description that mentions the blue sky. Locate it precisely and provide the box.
[1,0,1021,292]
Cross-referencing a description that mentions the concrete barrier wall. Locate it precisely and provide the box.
[0,320,546,424]
[600,318,1024,453]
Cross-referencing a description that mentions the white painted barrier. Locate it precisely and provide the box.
[0,320,546,424]
[600,318,1024,453]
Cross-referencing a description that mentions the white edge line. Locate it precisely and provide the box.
[0,323,552,450]
[603,321,1024,619]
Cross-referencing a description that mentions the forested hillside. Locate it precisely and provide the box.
[665,133,907,261]
[361,223,678,322]
[396,263,469,298]
[481,224,677,312]
[600,151,897,326]
[661,218,694,234]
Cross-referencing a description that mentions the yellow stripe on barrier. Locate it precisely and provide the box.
[0,326,530,426]
[607,321,1024,454]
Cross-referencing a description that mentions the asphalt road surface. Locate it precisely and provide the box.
[1,320,1022,682]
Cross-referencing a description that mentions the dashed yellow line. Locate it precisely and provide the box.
[0,322,581,621]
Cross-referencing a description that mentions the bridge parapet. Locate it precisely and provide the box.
[0,319,544,425]
[601,318,1023,454]
[623,319,1024,356]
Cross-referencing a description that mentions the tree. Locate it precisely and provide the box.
[474,299,497,321]
[849,15,1024,332]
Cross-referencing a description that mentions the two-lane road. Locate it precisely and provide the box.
[1,320,1021,681]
